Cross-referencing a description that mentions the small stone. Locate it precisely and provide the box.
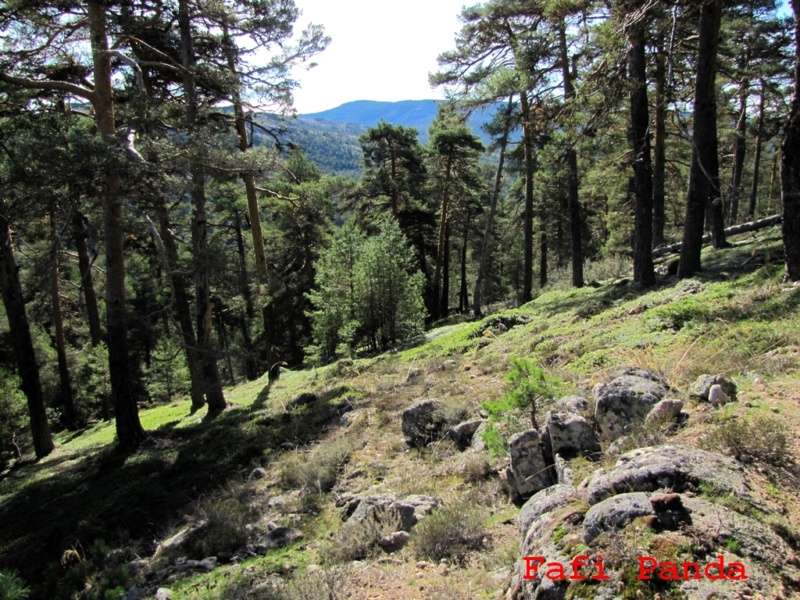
[416,561,430,569]
[708,384,730,406]
[378,531,410,553]
[155,588,173,600]
[248,467,268,480]
[771,407,780,414]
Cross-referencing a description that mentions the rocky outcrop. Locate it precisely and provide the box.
[542,410,600,458]
[505,429,553,501]
[644,398,684,425]
[448,419,485,450]
[337,493,441,532]
[554,395,589,414]
[402,399,448,447]
[690,374,737,402]
[593,373,667,440]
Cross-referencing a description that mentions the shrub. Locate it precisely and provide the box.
[411,503,488,563]
[701,413,790,466]
[278,438,352,493]
[324,504,404,563]
[185,481,258,560]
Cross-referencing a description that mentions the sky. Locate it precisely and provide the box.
[289,0,468,114]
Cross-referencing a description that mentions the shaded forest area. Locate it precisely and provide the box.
[1,0,800,465]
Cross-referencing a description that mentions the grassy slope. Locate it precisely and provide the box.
[1,231,799,599]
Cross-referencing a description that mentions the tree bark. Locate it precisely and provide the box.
[559,22,584,288]
[520,92,535,302]
[678,0,723,278]
[0,202,54,458]
[627,5,655,286]
[50,208,78,429]
[71,210,103,347]
[748,79,766,220]
[179,0,226,413]
[89,0,146,448]
[781,0,800,281]
[440,221,451,319]
[653,31,667,248]
[432,155,453,322]
[459,212,470,314]
[473,98,513,317]
[234,212,258,380]
[728,74,750,225]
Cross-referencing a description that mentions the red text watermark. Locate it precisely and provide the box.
[523,555,747,581]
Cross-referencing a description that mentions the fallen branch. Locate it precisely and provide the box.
[653,214,782,258]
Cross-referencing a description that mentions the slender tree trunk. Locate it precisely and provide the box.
[234,212,258,380]
[432,155,453,321]
[459,213,470,314]
[768,149,779,213]
[728,75,750,225]
[179,0,226,413]
[441,222,451,319]
[539,231,548,288]
[88,0,145,448]
[678,0,723,278]
[653,32,667,248]
[748,79,766,220]
[50,208,78,429]
[0,202,54,458]
[627,5,655,286]
[473,97,513,317]
[559,22,583,287]
[153,197,206,410]
[520,92,535,302]
[781,0,800,281]
[71,210,103,346]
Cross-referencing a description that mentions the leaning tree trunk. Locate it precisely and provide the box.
[781,0,800,281]
[678,0,723,278]
[89,0,146,448]
[627,3,656,286]
[473,97,513,317]
[179,0,226,413]
[0,202,54,458]
[559,21,584,288]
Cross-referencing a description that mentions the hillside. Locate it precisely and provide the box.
[1,230,799,599]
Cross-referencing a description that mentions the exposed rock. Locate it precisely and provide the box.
[518,485,579,536]
[286,392,318,410]
[593,375,667,441]
[154,589,173,600]
[542,410,600,458]
[442,360,458,370]
[583,492,654,543]
[340,494,441,532]
[448,419,485,450]
[471,421,488,451]
[618,367,669,387]
[405,367,423,383]
[583,445,756,506]
[553,454,573,485]
[378,531,410,553]
[402,399,448,447]
[708,384,731,406]
[554,395,589,414]
[249,525,303,553]
[506,429,553,502]
[152,521,206,559]
[644,398,684,425]
[690,374,737,402]
[248,467,268,480]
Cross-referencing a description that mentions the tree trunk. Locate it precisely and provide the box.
[179,0,226,413]
[520,92,535,302]
[559,22,583,288]
[71,210,103,346]
[50,208,78,429]
[781,0,800,281]
[153,196,206,410]
[653,31,667,248]
[728,75,749,225]
[653,214,781,257]
[678,0,723,278]
[459,212,470,314]
[234,212,258,380]
[627,5,655,286]
[473,97,513,317]
[0,202,54,458]
[440,221,451,319]
[88,0,146,448]
[432,155,453,322]
[748,79,766,220]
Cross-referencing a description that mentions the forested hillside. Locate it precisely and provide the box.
[1,0,800,597]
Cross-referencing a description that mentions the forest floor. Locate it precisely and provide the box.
[2,229,800,600]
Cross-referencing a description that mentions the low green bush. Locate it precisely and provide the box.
[411,503,487,563]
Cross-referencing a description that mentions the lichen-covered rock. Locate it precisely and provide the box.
[708,384,731,406]
[402,399,448,447]
[543,410,600,458]
[517,484,580,536]
[554,395,589,414]
[593,375,667,440]
[583,445,756,506]
[506,429,553,501]
[339,494,441,532]
[553,454,573,485]
[644,398,684,425]
[582,492,654,543]
[690,374,737,402]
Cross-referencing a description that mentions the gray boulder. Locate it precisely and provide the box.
[582,492,654,543]
[378,531,410,552]
[341,494,441,532]
[690,374,737,402]
[402,399,448,447]
[554,395,589,414]
[618,367,669,387]
[543,410,601,458]
[470,420,488,451]
[708,384,731,406]
[506,429,553,501]
[553,453,573,485]
[584,444,756,506]
[593,375,667,440]
[644,398,684,425]
[518,484,580,536]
